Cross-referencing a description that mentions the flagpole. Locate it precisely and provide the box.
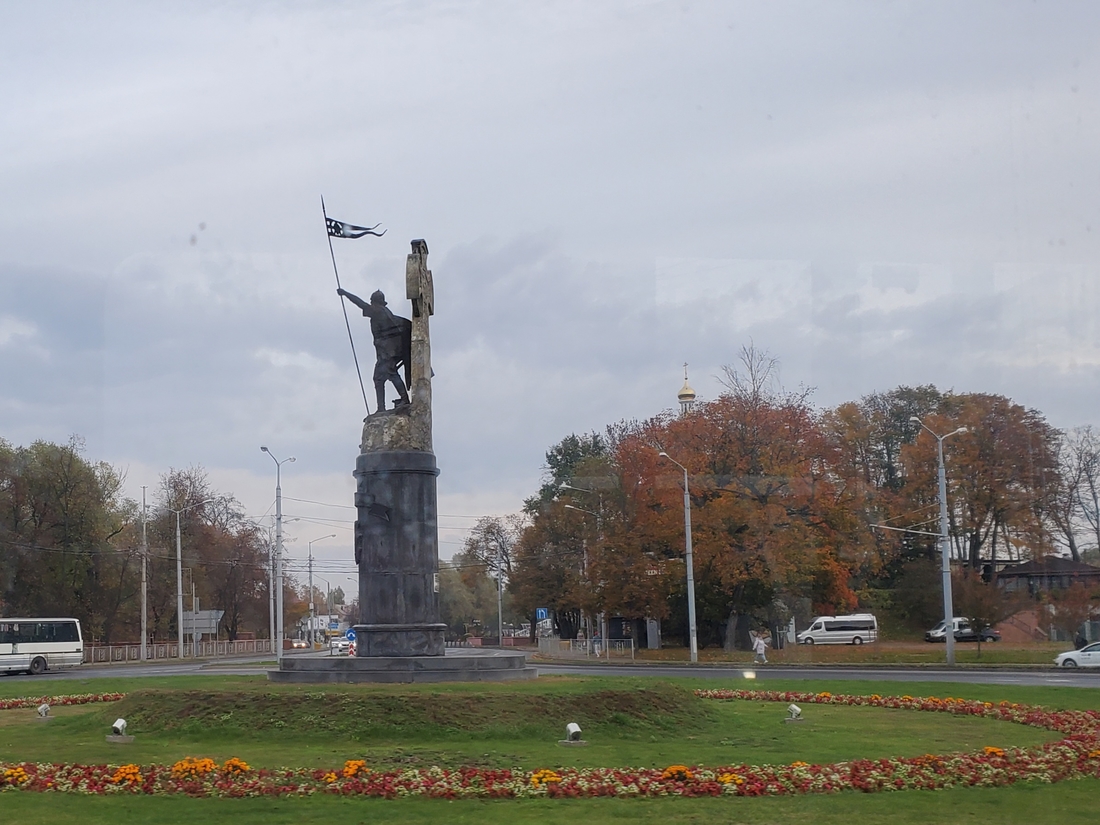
[321,195,371,416]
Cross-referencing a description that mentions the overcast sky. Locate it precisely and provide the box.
[2,1,1099,595]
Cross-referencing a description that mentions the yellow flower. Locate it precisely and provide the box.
[530,768,562,787]
[3,766,29,785]
[1087,750,1100,759]
[982,746,1005,757]
[322,772,338,784]
[816,692,832,699]
[717,772,743,785]
[791,761,809,768]
[111,764,142,785]
[342,759,370,778]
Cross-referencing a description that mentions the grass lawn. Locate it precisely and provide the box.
[0,674,1097,823]
[2,780,1100,824]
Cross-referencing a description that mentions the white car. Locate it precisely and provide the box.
[1054,642,1100,668]
[330,638,350,654]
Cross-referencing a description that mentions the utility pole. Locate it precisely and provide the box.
[659,452,698,663]
[496,539,504,646]
[140,485,148,662]
[261,447,295,663]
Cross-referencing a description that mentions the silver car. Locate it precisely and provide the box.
[1054,642,1100,668]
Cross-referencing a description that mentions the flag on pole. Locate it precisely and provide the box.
[326,218,386,239]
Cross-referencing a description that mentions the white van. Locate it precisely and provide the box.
[797,614,878,645]
[0,618,84,675]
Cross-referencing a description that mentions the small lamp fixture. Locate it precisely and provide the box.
[37,703,50,718]
[565,722,582,742]
[787,704,802,720]
[112,718,127,736]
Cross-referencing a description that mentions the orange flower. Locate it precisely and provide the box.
[342,759,370,778]
[222,757,251,775]
[661,765,694,781]
[171,757,217,780]
[111,764,142,785]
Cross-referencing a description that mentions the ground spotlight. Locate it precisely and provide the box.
[742,670,757,680]
[37,703,50,718]
[787,704,802,720]
[566,722,582,741]
[112,718,127,736]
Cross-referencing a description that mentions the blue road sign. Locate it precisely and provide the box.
[345,628,357,642]
[328,622,339,631]
[536,608,549,621]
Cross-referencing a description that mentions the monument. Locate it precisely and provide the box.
[270,240,534,683]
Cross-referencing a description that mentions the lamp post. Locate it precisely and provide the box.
[308,534,336,642]
[658,451,698,663]
[140,486,148,662]
[910,417,968,667]
[261,446,295,664]
[564,503,597,645]
[170,499,214,659]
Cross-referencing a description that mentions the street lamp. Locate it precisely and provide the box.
[658,451,698,663]
[308,534,336,642]
[910,417,968,666]
[170,498,214,660]
[563,504,599,648]
[261,446,295,663]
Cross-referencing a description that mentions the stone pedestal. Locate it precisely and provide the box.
[354,449,445,657]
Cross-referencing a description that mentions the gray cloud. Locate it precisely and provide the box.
[1,1,1099,538]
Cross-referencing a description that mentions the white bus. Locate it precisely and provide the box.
[0,618,84,675]
[797,613,878,646]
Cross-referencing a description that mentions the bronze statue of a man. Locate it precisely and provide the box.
[337,288,412,412]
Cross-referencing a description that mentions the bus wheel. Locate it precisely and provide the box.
[29,657,47,675]
[852,637,863,645]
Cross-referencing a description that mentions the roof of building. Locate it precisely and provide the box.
[997,556,1100,577]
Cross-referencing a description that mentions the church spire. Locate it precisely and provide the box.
[677,363,696,415]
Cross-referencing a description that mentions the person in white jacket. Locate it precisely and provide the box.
[752,631,769,664]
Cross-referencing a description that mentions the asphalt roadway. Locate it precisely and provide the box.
[4,651,1100,689]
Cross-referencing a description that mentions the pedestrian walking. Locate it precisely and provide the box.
[752,631,769,664]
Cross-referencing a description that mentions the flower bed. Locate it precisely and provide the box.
[1,690,1098,799]
[0,693,124,711]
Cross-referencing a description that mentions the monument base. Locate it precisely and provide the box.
[268,649,537,684]
[353,623,446,657]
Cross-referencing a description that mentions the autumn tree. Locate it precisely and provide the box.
[1045,582,1100,641]
[0,437,134,642]
[952,569,1027,655]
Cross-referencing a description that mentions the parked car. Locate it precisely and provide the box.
[925,617,999,643]
[1054,642,1100,668]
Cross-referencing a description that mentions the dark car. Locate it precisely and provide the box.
[954,625,1000,643]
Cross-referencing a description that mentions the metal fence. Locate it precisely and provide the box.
[83,639,273,664]
[537,636,635,661]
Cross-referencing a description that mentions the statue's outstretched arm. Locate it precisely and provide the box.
[337,288,369,312]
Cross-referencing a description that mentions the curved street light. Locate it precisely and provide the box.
[169,498,215,659]
[307,534,337,641]
[910,417,968,666]
[261,446,295,662]
[658,451,698,663]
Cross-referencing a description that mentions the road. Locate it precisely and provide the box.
[534,662,1100,689]
[4,652,1100,689]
